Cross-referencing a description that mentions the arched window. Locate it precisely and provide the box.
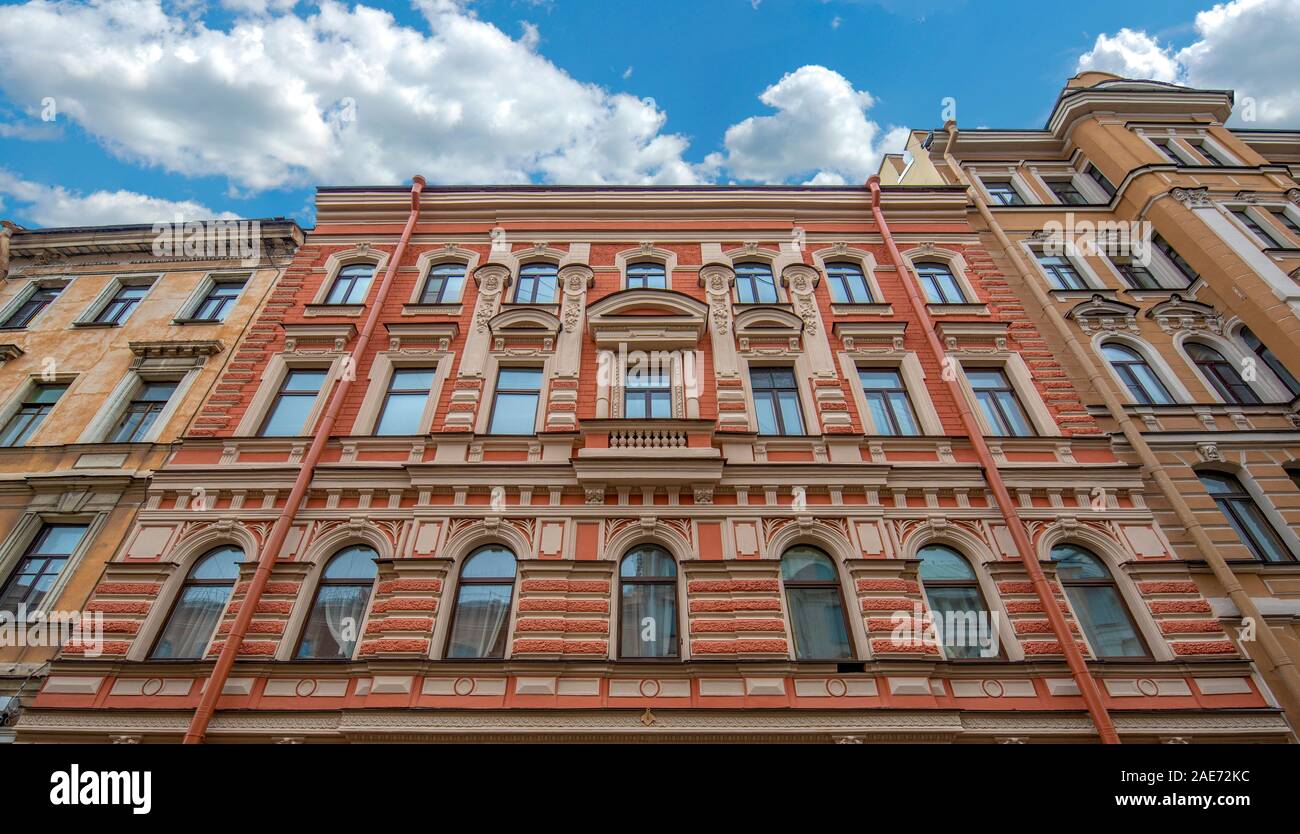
[325,264,375,305]
[151,545,243,660]
[1186,342,1260,404]
[516,263,558,304]
[446,545,517,659]
[619,545,678,658]
[780,546,852,660]
[917,544,999,659]
[1051,543,1149,658]
[627,262,667,290]
[826,261,873,303]
[420,262,467,304]
[914,261,967,304]
[1102,342,1175,404]
[734,262,778,304]
[1240,326,1300,398]
[1199,471,1294,563]
[294,545,378,660]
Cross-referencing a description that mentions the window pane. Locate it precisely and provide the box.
[323,546,379,580]
[621,582,678,658]
[925,585,992,659]
[753,393,779,435]
[1063,585,1147,657]
[376,393,426,435]
[283,370,327,392]
[447,584,513,658]
[918,545,976,580]
[34,524,88,555]
[261,393,316,436]
[781,547,836,581]
[621,546,677,578]
[462,546,516,579]
[496,368,542,390]
[993,391,1033,436]
[190,546,243,580]
[1227,500,1292,562]
[489,392,539,434]
[786,588,852,660]
[627,262,666,289]
[151,585,232,659]
[776,390,805,435]
[295,584,371,659]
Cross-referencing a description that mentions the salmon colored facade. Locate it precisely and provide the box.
[0,219,303,741]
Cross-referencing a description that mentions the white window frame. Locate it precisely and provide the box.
[615,245,678,291]
[477,357,553,436]
[354,353,454,436]
[0,277,72,330]
[810,246,888,308]
[173,271,252,323]
[954,354,1060,438]
[839,352,943,436]
[234,354,344,437]
[0,373,77,447]
[1224,204,1289,249]
[73,274,160,327]
[1092,333,1192,406]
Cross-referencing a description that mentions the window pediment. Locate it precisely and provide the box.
[1146,294,1222,335]
[488,306,562,338]
[733,305,804,338]
[586,289,707,347]
[934,321,1009,354]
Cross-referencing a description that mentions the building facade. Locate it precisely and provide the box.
[881,71,1300,735]
[11,158,1291,741]
[0,219,303,740]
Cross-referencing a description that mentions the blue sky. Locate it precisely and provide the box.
[0,0,1293,228]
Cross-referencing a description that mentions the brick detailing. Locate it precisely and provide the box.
[511,564,614,657]
[358,559,450,658]
[1138,578,1237,657]
[65,569,170,657]
[685,564,789,657]
[849,563,938,657]
[215,564,305,658]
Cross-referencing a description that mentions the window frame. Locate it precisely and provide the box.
[733,261,780,304]
[625,261,668,291]
[418,262,468,305]
[514,262,560,305]
[779,545,855,662]
[965,366,1037,437]
[1101,342,1176,405]
[0,522,91,617]
[373,366,438,436]
[0,282,65,330]
[1051,543,1152,660]
[1185,340,1262,404]
[444,545,518,661]
[617,545,680,660]
[749,365,806,436]
[84,277,156,326]
[916,544,1002,661]
[824,261,874,304]
[0,381,69,448]
[1199,471,1296,563]
[913,260,968,304]
[292,545,380,661]
[981,177,1028,206]
[148,545,243,660]
[258,367,331,437]
[486,365,545,436]
[107,380,179,443]
[857,366,921,436]
[323,263,376,306]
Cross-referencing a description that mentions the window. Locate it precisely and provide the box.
[190,279,246,322]
[734,262,778,304]
[1186,342,1260,404]
[150,546,242,659]
[0,524,88,616]
[488,367,542,435]
[1,286,61,329]
[1102,343,1174,405]
[858,368,920,435]
[1240,326,1300,397]
[624,370,671,419]
[1231,209,1285,248]
[917,545,999,659]
[258,369,327,437]
[1036,252,1087,290]
[1199,472,1294,563]
[1046,178,1088,205]
[108,381,177,442]
[295,545,378,659]
[983,179,1026,205]
[1152,234,1198,284]
[375,368,434,435]
[751,367,804,435]
[446,545,516,659]
[1085,164,1116,198]
[1270,209,1300,240]
[94,284,149,325]
[1111,255,1160,290]
[324,264,374,305]
[1052,543,1149,658]
[619,545,678,658]
[780,546,852,661]
[915,261,967,304]
[419,263,466,304]
[516,263,558,304]
[968,368,1034,436]
[0,383,68,447]
[1186,139,1233,166]
[627,262,667,290]
[1151,138,1185,164]
[826,261,873,303]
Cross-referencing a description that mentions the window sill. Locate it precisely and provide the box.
[171,317,225,326]
[70,320,120,329]
[830,302,893,316]
[926,303,989,316]
[1121,288,1192,302]
[303,303,363,317]
[401,302,463,316]
[1047,288,1114,301]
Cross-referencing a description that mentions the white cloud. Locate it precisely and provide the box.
[1076,0,1300,126]
[0,169,237,227]
[0,0,707,189]
[706,66,908,185]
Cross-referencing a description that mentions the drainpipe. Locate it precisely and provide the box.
[866,175,1120,744]
[183,175,427,744]
[940,122,1300,730]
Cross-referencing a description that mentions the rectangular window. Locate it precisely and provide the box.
[1036,252,1088,289]
[190,279,246,322]
[109,381,177,442]
[624,370,671,419]
[1111,255,1160,290]
[1046,179,1088,205]
[94,284,149,325]
[983,179,1026,205]
[626,263,667,290]
[325,265,374,305]
[375,368,435,435]
[1153,234,1198,284]
[1084,164,1116,198]
[734,264,778,304]
[826,263,872,303]
[1151,138,1185,164]
[751,367,804,435]
[1186,138,1233,166]
[1,286,62,329]
[1232,209,1285,248]
[968,368,1035,437]
[420,264,466,304]
[516,265,558,304]
[488,367,542,435]
[858,369,920,436]
[258,369,326,437]
[0,524,89,615]
[0,383,68,447]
